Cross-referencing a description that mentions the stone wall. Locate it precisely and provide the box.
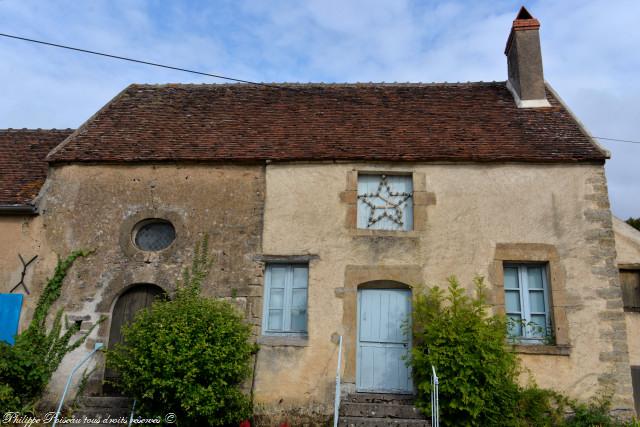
[258,161,634,417]
[5,163,265,406]
[3,160,635,420]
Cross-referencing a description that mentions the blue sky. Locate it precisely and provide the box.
[0,0,638,218]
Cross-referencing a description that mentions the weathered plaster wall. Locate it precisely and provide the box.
[17,163,265,406]
[0,215,54,331]
[614,217,640,367]
[258,162,634,417]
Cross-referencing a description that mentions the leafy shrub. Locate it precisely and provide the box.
[107,238,257,426]
[0,251,96,413]
[411,276,521,426]
[410,276,637,427]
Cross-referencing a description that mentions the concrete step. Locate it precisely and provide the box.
[339,416,431,427]
[344,392,415,405]
[340,402,424,419]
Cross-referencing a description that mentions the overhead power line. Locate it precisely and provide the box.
[593,137,640,144]
[0,32,289,89]
[1,32,640,145]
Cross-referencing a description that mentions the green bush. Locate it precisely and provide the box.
[411,276,521,426]
[410,276,636,427]
[107,238,257,426]
[0,251,96,413]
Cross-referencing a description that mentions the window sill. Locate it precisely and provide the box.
[510,344,571,356]
[257,335,309,347]
[350,229,420,238]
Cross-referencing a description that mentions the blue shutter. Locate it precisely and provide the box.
[503,264,551,342]
[263,264,308,335]
[0,294,23,345]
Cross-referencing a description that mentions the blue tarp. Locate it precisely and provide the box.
[0,294,23,345]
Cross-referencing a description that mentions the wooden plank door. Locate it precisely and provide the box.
[357,288,412,393]
[104,284,164,392]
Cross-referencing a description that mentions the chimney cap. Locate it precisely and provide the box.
[505,6,541,54]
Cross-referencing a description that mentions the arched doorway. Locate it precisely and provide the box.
[104,283,165,393]
[356,281,412,393]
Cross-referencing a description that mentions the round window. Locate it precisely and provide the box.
[133,220,176,252]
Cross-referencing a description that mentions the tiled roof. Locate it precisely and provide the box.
[0,129,73,206]
[47,82,607,163]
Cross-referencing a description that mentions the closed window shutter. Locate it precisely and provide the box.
[264,264,308,335]
[632,366,640,416]
[621,270,640,311]
[504,264,551,342]
[357,174,413,231]
[0,294,23,345]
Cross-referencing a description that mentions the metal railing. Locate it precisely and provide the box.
[52,342,104,427]
[431,365,440,427]
[333,335,343,427]
[128,399,137,427]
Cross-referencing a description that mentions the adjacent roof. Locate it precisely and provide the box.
[47,82,607,164]
[0,129,73,207]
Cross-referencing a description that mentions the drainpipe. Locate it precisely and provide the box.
[52,342,104,427]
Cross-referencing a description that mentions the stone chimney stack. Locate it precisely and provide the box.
[504,7,550,108]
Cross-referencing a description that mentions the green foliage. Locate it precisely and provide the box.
[411,276,520,426]
[627,217,640,232]
[411,276,636,427]
[0,250,97,413]
[107,236,256,426]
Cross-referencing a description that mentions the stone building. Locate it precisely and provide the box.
[1,7,639,424]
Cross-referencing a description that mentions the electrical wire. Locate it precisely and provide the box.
[2,32,640,145]
[593,137,640,144]
[0,32,296,90]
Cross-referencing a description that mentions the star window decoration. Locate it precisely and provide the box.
[357,175,413,228]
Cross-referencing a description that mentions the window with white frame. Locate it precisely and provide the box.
[504,263,552,342]
[357,174,413,231]
[263,264,308,336]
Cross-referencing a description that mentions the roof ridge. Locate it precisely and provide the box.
[128,81,506,89]
[0,128,75,132]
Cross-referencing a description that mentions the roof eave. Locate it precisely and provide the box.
[0,204,38,216]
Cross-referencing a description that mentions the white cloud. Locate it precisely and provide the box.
[0,0,638,217]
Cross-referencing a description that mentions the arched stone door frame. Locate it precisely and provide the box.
[340,265,423,385]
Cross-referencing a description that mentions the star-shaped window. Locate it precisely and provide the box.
[357,174,413,230]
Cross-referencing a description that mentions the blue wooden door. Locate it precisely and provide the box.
[357,289,412,393]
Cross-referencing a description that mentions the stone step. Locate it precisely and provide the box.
[70,396,134,426]
[340,402,424,419]
[78,396,133,409]
[339,416,431,427]
[344,392,415,405]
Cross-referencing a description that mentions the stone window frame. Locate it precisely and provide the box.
[340,169,436,236]
[119,209,187,262]
[489,243,571,356]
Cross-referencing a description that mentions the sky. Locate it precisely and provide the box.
[0,0,638,218]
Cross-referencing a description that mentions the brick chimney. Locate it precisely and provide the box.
[504,7,550,108]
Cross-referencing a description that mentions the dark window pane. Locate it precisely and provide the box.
[135,221,176,251]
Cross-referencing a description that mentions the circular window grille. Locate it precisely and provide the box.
[134,220,176,252]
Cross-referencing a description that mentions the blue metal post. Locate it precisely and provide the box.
[52,342,104,427]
